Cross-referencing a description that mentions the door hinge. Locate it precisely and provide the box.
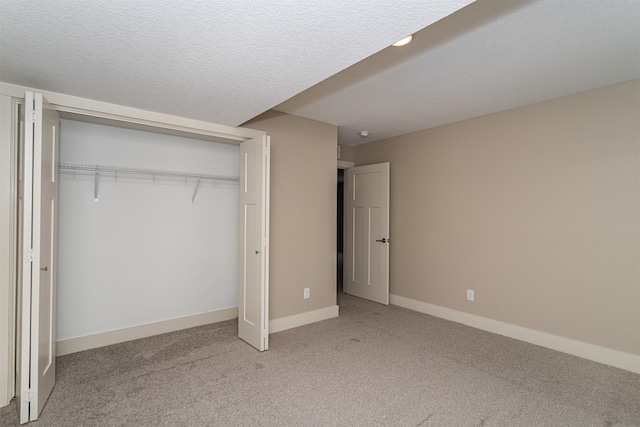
[263,238,268,247]
[25,389,34,402]
[27,109,37,125]
[25,249,36,262]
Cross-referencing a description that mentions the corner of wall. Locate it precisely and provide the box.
[244,111,338,322]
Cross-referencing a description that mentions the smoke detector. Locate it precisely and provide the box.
[359,131,369,138]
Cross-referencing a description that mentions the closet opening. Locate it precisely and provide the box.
[0,88,270,419]
[54,118,241,353]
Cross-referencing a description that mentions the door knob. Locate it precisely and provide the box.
[40,266,48,271]
[376,238,387,243]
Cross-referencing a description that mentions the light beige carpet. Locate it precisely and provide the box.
[1,293,638,426]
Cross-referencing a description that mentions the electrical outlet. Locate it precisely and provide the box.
[304,288,310,299]
[467,289,474,301]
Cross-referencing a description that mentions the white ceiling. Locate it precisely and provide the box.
[0,0,473,127]
[277,0,640,146]
[1,1,638,147]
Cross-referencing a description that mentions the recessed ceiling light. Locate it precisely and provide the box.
[392,35,413,47]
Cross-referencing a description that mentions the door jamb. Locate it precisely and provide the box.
[337,160,354,170]
[336,160,353,297]
[0,96,19,407]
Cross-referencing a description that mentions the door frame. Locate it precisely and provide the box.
[0,95,21,407]
[337,161,354,294]
[337,160,354,170]
[0,82,267,408]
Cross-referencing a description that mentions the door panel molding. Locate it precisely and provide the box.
[344,162,390,305]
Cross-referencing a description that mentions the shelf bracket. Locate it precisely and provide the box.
[94,171,99,202]
[192,179,201,204]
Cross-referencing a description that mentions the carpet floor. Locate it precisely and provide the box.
[1,293,638,426]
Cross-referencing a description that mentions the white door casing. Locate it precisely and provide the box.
[344,163,390,305]
[18,92,59,423]
[238,135,270,351]
[0,95,19,408]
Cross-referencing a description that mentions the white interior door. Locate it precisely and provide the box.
[344,163,390,305]
[238,135,270,351]
[18,92,59,423]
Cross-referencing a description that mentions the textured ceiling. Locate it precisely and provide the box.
[0,0,473,127]
[277,0,640,145]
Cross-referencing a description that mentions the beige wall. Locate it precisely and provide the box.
[245,111,338,320]
[339,144,355,162]
[355,80,640,356]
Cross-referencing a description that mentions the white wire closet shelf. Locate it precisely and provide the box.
[58,162,239,183]
[58,162,239,203]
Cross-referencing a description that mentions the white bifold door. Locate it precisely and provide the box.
[344,163,390,305]
[18,92,59,423]
[238,136,270,351]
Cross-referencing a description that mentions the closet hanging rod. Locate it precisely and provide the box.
[58,162,239,183]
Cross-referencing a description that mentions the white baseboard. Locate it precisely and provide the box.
[58,304,342,356]
[57,307,238,356]
[269,305,339,334]
[390,294,640,374]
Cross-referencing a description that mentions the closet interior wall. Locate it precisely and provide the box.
[57,119,240,342]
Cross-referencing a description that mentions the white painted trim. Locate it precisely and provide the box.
[57,307,238,356]
[0,82,265,144]
[390,294,640,374]
[337,160,354,169]
[0,95,17,407]
[269,305,339,334]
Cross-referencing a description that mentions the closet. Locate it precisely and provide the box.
[57,119,240,342]
[0,86,270,423]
